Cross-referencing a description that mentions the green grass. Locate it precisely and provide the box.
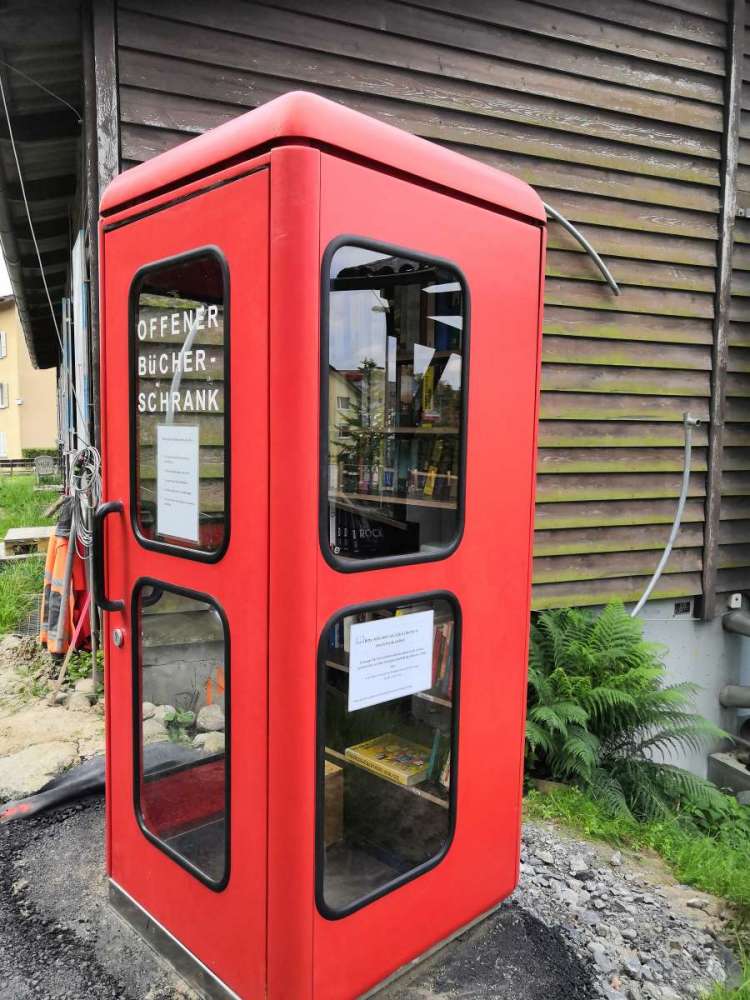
[0,475,57,539]
[0,475,58,634]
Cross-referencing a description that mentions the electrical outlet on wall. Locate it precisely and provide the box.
[729,593,743,610]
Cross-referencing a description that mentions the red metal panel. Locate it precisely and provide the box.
[100,92,545,225]
[101,168,270,999]
[266,144,322,1000]
[310,154,544,1000]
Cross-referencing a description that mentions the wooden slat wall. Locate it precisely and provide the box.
[722,11,750,597]
[113,0,750,609]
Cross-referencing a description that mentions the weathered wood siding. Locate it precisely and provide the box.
[113,0,750,609]
[722,8,750,599]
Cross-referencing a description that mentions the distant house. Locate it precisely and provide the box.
[0,295,57,460]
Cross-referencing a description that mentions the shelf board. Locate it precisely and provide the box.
[325,659,452,708]
[330,490,457,511]
[343,426,459,436]
[324,746,449,809]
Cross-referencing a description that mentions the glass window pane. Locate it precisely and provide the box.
[135,582,229,887]
[325,245,466,565]
[133,252,227,556]
[318,596,458,915]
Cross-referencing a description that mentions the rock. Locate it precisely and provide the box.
[0,741,78,799]
[11,878,28,895]
[611,851,623,867]
[705,958,726,984]
[142,702,155,720]
[686,897,709,911]
[67,692,92,713]
[659,990,681,1000]
[557,887,580,907]
[52,691,69,706]
[588,942,615,974]
[536,849,554,865]
[192,732,225,754]
[152,704,176,723]
[569,854,590,879]
[142,718,168,744]
[622,959,643,980]
[74,678,95,695]
[196,704,225,733]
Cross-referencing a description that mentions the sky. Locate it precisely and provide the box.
[0,249,10,296]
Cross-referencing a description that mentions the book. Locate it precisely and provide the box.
[345,733,431,787]
[440,751,451,790]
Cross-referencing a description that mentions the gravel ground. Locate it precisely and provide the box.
[0,797,739,1000]
[516,822,739,1000]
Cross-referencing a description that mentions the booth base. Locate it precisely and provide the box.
[108,881,240,1000]
[109,878,503,1000]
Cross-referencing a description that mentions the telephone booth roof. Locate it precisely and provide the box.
[100,90,545,224]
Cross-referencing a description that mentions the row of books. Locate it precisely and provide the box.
[431,621,454,699]
[344,732,452,790]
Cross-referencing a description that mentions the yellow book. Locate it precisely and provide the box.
[345,733,431,787]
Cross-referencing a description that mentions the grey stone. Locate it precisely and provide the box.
[536,850,554,865]
[74,677,95,695]
[142,718,168,744]
[622,959,643,980]
[705,958,726,984]
[196,704,225,733]
[588,942,615,974]
[67,692,92,713]
[611,851,624,867]
[192,731,225,754]
[686,897,709,911]
[152,704,176,723]
[142,702,155,720]
[0,741,78,799]
[557,887,579,907]
[570,854,590,879]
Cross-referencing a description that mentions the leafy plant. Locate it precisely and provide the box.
[163,708,195,743]
[526,603,728,821]
[67,649,104,684]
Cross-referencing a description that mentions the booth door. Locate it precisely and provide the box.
[100,168,269,998]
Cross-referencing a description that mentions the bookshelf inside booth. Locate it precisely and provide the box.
[317,596,458,917]
[324,243,467,566]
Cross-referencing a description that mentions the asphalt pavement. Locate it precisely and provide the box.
[0,797,595,1000]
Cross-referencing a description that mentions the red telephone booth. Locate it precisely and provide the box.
[97,91,545,1000]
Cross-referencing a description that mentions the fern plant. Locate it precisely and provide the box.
[526,602,729,821]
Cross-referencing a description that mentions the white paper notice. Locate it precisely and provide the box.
[348,610,434,712]
[156,424,200,542]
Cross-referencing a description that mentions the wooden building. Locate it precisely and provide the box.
[1,0,749,618]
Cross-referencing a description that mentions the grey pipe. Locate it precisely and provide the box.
[543,201,620,295]
[631,413,700,618]
[720,684,750,708]
[723,609,750,638]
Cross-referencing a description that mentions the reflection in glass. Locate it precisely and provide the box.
[136,583,228,885]
[326,246,466,563]
[133,253,226,554]
[319,597,457,914]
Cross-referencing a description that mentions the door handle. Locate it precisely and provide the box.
[93,501,125,612]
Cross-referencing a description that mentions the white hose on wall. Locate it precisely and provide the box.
[630,412,700,618]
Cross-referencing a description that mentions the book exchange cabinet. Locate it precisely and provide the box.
[96,92,546,1000]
